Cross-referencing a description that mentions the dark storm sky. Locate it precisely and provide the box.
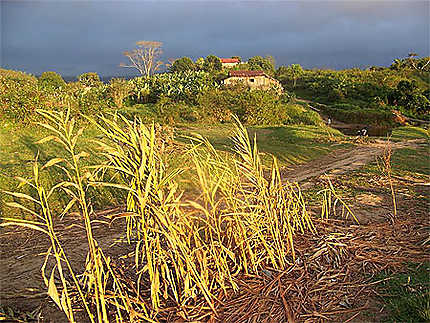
[2,0,429,77]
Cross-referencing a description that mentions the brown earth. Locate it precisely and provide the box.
[0,208,132,322]
[281,138,428,185]
[0,139,429,322]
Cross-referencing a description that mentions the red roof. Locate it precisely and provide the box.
[220,58,240,63]
[228,70,266,77]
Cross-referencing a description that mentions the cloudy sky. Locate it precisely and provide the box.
[2,1,429,77]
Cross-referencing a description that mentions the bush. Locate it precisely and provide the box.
[169,57,196,73]
[323,107,394,126]
[248,56,276,75]
[78,72,102,87]
[107,78,133,108]
[197,85,318,125]
[65,81,110,116]
[203,55,222,73]
[284,104,323,126]
[38,71,65,89]
[154,96,197,124]
[129,71,219,105]
[0,70,41,122]
[280,91,296,103]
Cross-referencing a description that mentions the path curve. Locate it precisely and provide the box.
[281,138,427,184]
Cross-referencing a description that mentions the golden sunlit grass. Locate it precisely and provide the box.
[381,141,397,217]
[1,110,328,321]
[318,175,358,223]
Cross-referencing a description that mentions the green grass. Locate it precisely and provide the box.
[3,117,426,219]
[391,126,430,141]
[177,123,347,166]
[0,120,120,217]
[356,146,430,182]
[391,147,430,177]
[1,120,348,217]
[302,126,430,209]
[374,263,430,323]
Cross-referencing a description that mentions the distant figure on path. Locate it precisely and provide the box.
[327,118,332,126]
[357,127,368,136]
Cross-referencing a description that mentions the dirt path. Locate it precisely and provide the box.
[281,138,428,185]
[0,210,131,322]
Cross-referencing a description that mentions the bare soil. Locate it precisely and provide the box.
[281,138,427,185]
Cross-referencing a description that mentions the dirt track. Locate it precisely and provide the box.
[281,138,428,184]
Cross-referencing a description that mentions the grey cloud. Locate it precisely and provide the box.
[2,1,428,76]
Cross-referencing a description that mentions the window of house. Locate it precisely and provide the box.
[250,78,255,82]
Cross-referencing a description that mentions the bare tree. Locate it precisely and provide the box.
[408,52,419,70]
[120,41,164,76]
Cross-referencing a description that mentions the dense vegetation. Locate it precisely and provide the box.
[277,55,430,122]
[1,54,428,129]
[0,66,315,127]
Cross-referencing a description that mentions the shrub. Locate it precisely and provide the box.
[197,85,303,125]
[78,72,102,87]
[284,104,323,126]
[323,107,394,126]
[38,71,65,89]
[280,91,296,103]
[65,81,110,116]
[203,55,222,73]
[129,71,219,105]
[0,71,40,122]
[154,95,197,124]
[107,78,133,108]
[169,57,196,73]
[248,56,276,75]
[0,69,73,122]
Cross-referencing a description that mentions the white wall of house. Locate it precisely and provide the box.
[222,62,239,68]
[224,75,280,89]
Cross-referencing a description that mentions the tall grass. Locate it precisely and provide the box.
[2,111,318,321]
[318,175,358,223]
[1,110,151,322]
[381,141,397,217]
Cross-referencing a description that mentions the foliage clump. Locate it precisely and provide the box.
[276,56,430,122]
[169,57,196,73]
[197,84,321,126]
[78,72,102,87]
[38,71,65,89]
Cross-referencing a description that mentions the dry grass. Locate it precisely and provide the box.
[1,111,317,322]
[381,140,397,217]
[2,111,427,322]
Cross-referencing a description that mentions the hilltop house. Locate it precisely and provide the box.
[220,58,240,68]
[223,70,282,92]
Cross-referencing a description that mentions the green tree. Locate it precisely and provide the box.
[276,64,304,88]
[288,64,304,88]
[195,57,205,70]
[78,72,102,87]
[392,80,430,116]
[38,71,65,89]
[169,57,196,73]
[203,55,222,73]
[247,56,275,75]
